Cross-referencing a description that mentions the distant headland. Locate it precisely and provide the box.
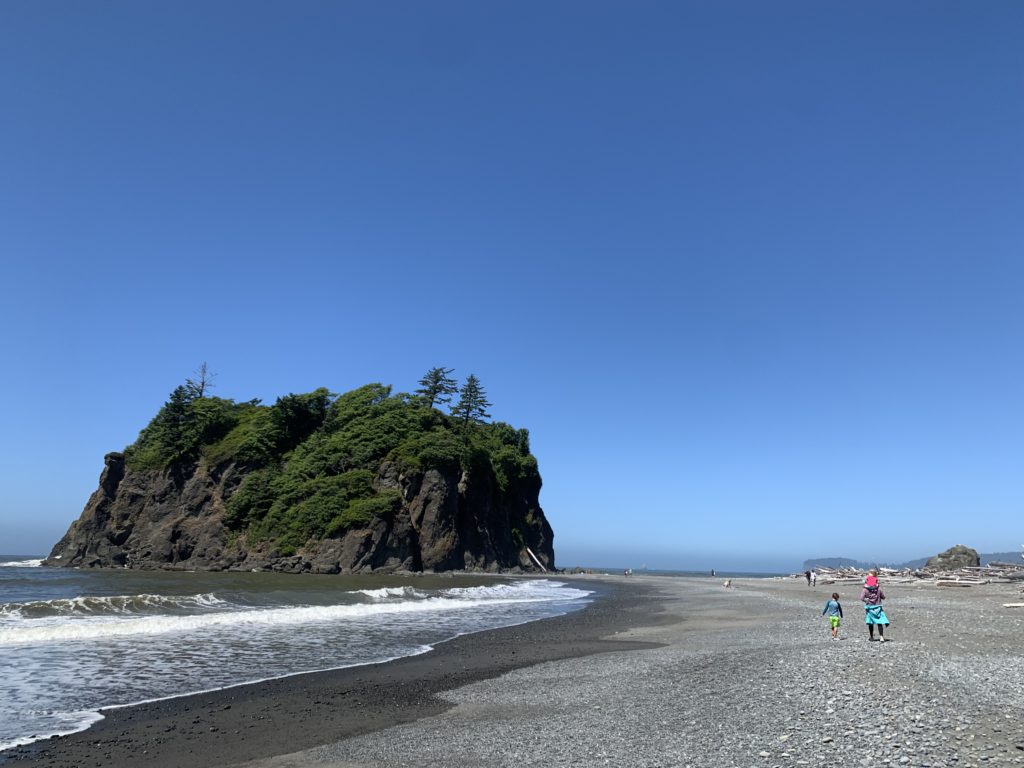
[47,367,554,574]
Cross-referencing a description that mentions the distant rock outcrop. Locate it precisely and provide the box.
[803,548,1020,571]
[924,544,980,572]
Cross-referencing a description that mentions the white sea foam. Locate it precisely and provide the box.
[443,580,590,602]
[355,581,589,603]
[0,711,105,752]
[0,559,43,567]
[356,586,427,600]
[0,580,590,646]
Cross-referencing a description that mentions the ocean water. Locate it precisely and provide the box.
[583,567,784,579]
[0,556,593,751]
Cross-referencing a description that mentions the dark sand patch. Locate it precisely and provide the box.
[0,579,664,768]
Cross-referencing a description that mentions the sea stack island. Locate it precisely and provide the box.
[47,376,554,575]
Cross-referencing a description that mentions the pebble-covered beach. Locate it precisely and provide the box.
[248,575,1024,768]
[5,574,1023,768]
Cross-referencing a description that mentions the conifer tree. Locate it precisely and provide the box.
[415,367,458,410]
[154,385,197,461]
[451,374,492,425]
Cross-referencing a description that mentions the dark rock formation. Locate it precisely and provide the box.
[924,544,980,571]
[46,454,555,574]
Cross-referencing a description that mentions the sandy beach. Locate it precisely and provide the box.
[4,574,1024,768]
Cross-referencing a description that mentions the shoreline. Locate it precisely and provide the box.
[0,569,598,753]
[5,574,1023,767]
[1,577,665,767]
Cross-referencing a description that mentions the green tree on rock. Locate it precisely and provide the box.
[151,385,198,462]
[451,374,492,425]
[271,388,334,453]
[415,367,458,410]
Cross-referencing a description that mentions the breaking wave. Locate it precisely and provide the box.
[356,585,428,600]
[0,592,227,620]
[0,581,590,647]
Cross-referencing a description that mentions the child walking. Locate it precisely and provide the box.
[822,592,843,639]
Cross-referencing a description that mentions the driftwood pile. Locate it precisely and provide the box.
[801,561,1024,592]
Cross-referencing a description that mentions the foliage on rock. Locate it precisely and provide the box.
[123,377,538,553]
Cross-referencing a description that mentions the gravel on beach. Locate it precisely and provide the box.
[4,575,1023,768]
[242,576,1024,768]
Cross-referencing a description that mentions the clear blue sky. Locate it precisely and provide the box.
[2,2,1022,572]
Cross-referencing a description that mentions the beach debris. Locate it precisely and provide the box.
[1003,603,1024,608]
[524,546,548,573]
[794,558,1024,589]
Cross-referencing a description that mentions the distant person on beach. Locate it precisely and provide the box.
[860,570,889,642]
[822,592,843,639]
[805,569,812,586]
[810,569,817,587]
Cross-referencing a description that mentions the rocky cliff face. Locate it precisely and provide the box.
[925,544,980,571]
[46,452,555,574]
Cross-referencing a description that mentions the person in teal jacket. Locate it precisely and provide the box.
[860,571,890,642]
